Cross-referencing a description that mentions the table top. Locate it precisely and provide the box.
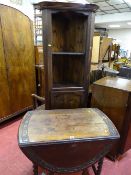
[93,76,131,92]
[18,108,119,146]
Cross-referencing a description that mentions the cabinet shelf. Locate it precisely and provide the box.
[52,52,85,56]
[52,84,84,91]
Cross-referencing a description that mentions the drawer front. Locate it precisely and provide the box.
[51,90,85,109]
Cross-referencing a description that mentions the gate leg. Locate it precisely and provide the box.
[92,158,104,175]
[33,164,38,175]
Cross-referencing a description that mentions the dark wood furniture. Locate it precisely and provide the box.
[0,5,36,123]
[34,46,43,65]
[18,108,119,175]
[33,65,45,110]
[91,76,131,159]
[32,94,45,110]
[111,44,120,61]
[35,65,45,97]
[33,1,98,109]
[119,67,131,79]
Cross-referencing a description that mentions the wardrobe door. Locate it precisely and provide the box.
[0,18,11,120]
[0,5,35,113]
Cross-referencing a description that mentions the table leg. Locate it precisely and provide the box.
[92,158,104,175]
[82,168,89,175]
[47,171,54,175]
[33,164,38,175]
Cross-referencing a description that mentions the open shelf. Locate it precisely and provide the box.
[52,83,84,91]
[52,11,87,53]
[52,54,84,86]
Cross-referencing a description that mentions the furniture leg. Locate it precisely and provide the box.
[47,171,54,175]
[92,158,104,175]
[33,164,38,175]
[82,168,89,175]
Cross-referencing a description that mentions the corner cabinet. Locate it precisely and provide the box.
[34,2,98,109]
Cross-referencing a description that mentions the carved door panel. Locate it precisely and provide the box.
[51,90,85,109]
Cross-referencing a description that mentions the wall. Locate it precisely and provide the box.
[0,0,90,21]
[91,35,100,63]
[95,12,131,24]
[108,28,131,58]
[0,0,34,20]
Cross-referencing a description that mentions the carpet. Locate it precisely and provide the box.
[0,117,131,175]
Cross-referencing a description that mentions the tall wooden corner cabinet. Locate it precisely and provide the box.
[0,5,35,123]
[34,1,98,109]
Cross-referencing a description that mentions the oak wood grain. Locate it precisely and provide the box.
[40,8,96,109]
[0,21,11,119]
[19,108,119,144]
[91,76,131,157]
[18,108,119,173]
[0,5,36,121]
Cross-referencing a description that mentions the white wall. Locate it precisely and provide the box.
[0,0,34,20]
[95,12,131,24]
[108,28,131,58]
[0,0,90,20]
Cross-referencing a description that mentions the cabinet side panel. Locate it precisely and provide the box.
[84,13,95,105]
[0,15,11,119]
[42,10,52,109]
[122,93,131,153]
[0,5,35,113]
[91,84,129,156]
[124,122,131,152]
[91,85,128,132]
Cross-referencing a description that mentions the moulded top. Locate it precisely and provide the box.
[93,76,131,92]
[33,1,99,12]
[18,108,119,145]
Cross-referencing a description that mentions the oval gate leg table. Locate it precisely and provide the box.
[18,108,119,175]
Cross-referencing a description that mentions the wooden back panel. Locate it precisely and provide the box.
[52,12,87,52]
[53,55,84,86]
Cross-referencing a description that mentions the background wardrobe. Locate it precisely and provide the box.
[0,5,35,123]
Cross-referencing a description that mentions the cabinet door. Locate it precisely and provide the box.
[0,6,35,113]
[51,90,85,109]
[0,20,11,120]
